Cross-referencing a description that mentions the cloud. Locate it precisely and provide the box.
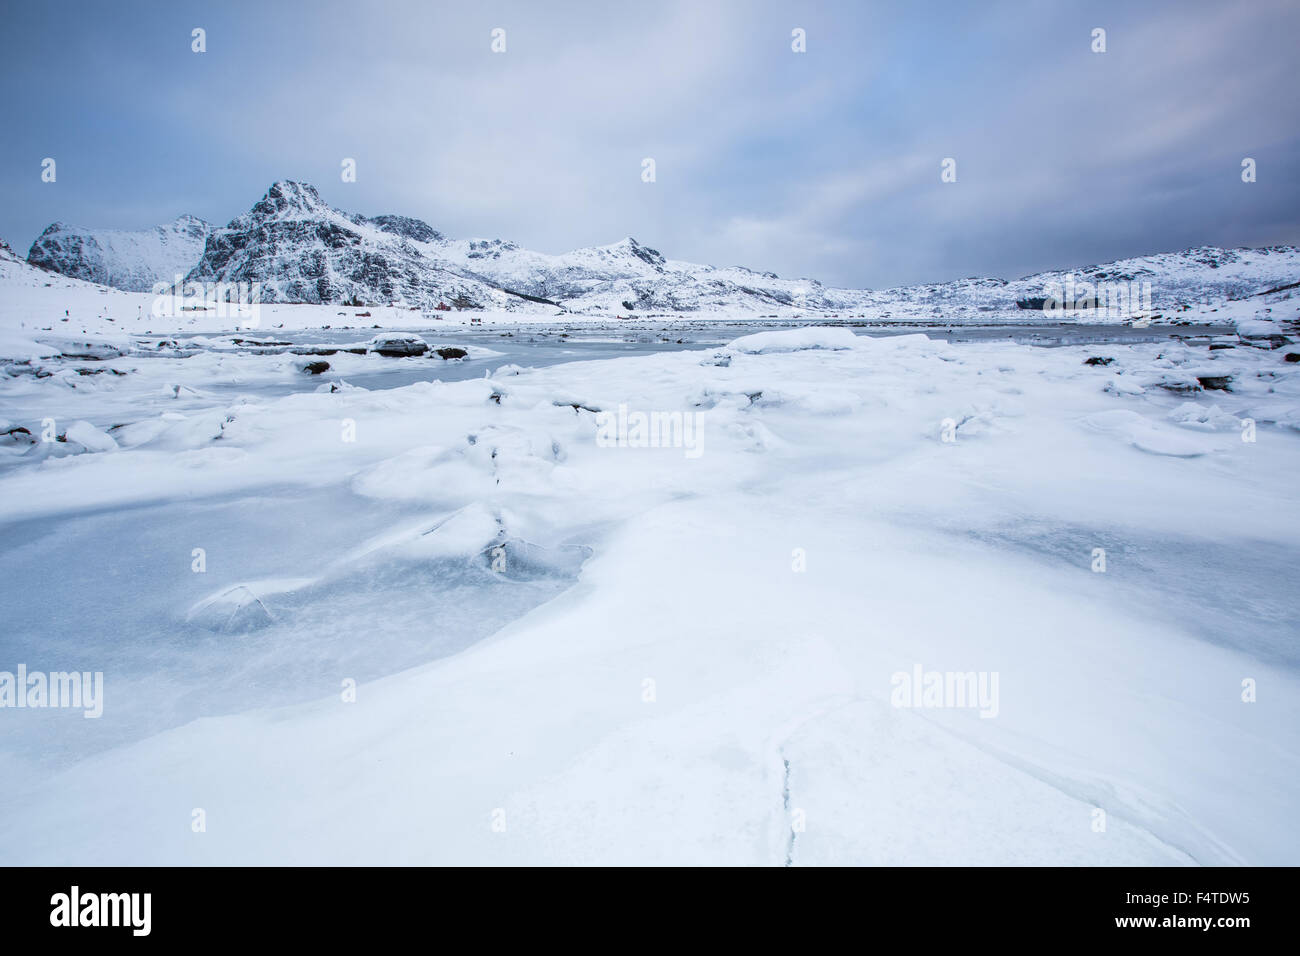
[0,0,1295,288]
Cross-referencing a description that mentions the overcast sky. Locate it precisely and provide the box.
[2,0,1297,288]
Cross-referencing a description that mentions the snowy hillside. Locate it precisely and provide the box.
[435,236,669,300]
[185,181,538,314]
[871,246,1300,323]
[27,215,212,292]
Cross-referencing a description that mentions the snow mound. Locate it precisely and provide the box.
[63,420,117,453]
[727,327,861,354]
[0,332,60,363]
[1081,409,1216,458]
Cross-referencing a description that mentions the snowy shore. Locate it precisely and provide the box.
[1,319,1297,865]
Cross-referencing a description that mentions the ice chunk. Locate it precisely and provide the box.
[1166,402,1241,431]
[1103,375,1146,396]
[187,579,314,633]
[63,420,118,453]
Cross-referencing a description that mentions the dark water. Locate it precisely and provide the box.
[175,329,713,396]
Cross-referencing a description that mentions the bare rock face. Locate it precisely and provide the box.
[27,215,212,291]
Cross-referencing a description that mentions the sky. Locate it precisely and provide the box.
[1,0,1298,289]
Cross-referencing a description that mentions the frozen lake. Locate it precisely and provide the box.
[1,320,1295,865]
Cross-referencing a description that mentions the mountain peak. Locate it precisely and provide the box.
[169,213,211,238]
[603,236,665,267]
[361,213,443,244]
[250,181,330,220]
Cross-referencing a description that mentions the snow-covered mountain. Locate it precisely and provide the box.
[855,245,1300,322]
[184,181,524,312]
[444,238,1300,319]
[22,180,1300,319]
[431,233,836,313]
[436,235,669,301]
[27,215,212,292]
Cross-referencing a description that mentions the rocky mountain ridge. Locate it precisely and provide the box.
[23,181,1300,319]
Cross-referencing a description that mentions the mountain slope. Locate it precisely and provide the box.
[27,215,212,292]
[184,181,533,312]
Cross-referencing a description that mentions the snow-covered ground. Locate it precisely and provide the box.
[1,275,1297,864]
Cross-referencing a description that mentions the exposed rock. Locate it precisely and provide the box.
[54,341,126,361]
[369,334,428,357]
[0,424,34,444]
[1196,375,1233,391]
[552,399,601,413]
